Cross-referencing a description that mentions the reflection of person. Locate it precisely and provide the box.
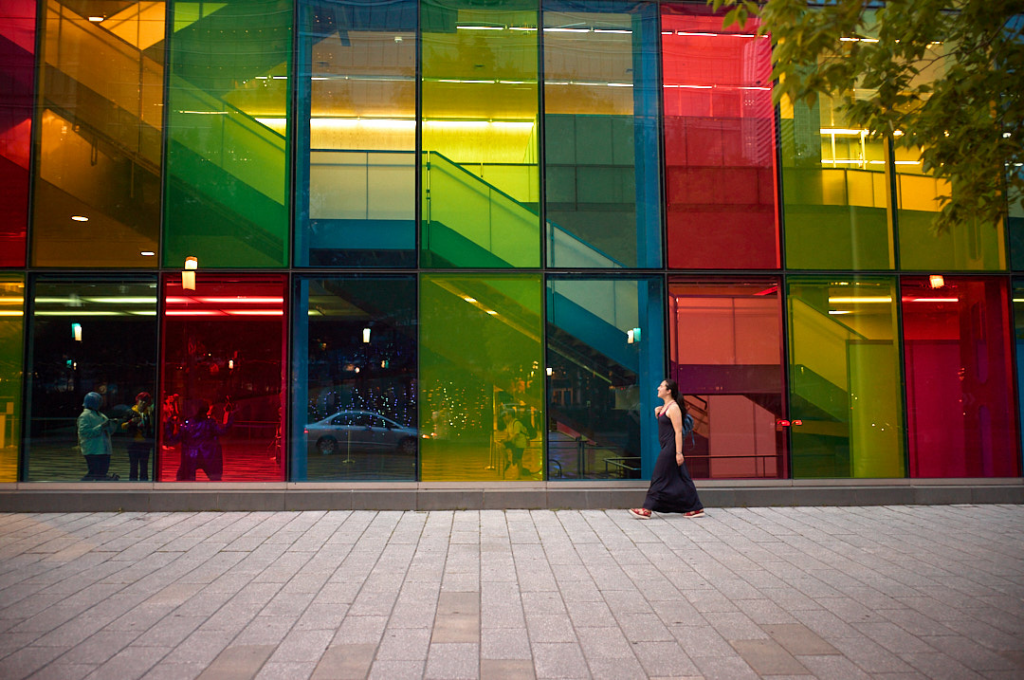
[500,408,529,479]
[77,392,120,481]
[630,379,704,519]
[431,401,450,440]
[122,392,154,481]
[168,399,233,481]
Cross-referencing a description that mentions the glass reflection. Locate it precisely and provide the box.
[904,277,1019,477]
[296,0,417,267]
[421,0,541,268]
[543,1,661,268]
[0,276,25,481]
[669,279,786,479]
[292,277,417,481]
[24,278,158,481]
[420,274,544,480]
[159,275,287,481]
[32,0,164,267]
[787,277,905,478]
[0,0,34,266]
[546,276,664,480]
[662,6,777,269]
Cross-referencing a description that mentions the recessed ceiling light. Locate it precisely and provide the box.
[140,251,155,257]
[88,16,104,22]
[71,215,89,222]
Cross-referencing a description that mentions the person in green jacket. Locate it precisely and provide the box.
[77,392,120,481]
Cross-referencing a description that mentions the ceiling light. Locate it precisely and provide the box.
[71,215,89,222]
[88,16,104,22]
[140,251,155,257]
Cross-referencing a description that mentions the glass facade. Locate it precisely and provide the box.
[420,273,543,480]
[0,275,23,480]
[669,278,786,478]
[32,0,164,267]
[292,276,418,480]
[296,0,417,267]
[421,0,541,268]
[0,0,34,267]
[788,277,905,478]
[544,1,661,268]
[903,277,1018,477]
[662,5,777,270]
[159,274,287,481]
[546,276,664,479]
[894,41,1006,271]
[24,277,159,481]
[163,0,292,269]
[1,1,1020,487]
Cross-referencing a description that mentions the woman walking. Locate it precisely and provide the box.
[629,379,704,519]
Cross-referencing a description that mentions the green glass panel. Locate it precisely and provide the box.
[32,1,165,267]
[420,273,544,480]
[787,277,905,478]
[0,276,24,481]
[781,93,894,270]
[163,0,292,268]
[421,0,541,268]
[896,142,1006,270]
[894,41,1005,271]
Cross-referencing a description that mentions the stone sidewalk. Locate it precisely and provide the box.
[0,507,1022,680]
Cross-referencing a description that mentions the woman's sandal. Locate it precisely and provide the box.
[628,508,652,519]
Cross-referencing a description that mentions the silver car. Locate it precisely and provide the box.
[305,410,418,456]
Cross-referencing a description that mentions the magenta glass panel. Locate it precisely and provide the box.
[661,6,778,269]
[669,278,787,478]
[0,0,35,266]
[903,276,1020,477]
[159,275,287,482]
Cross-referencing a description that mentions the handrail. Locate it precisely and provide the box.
[424,150,626,268]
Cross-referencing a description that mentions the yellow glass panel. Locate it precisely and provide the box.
[420,273,544,481]
[0,276,24,481]
[788,277,905,478]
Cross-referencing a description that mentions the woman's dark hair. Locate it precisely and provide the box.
[663,378,687,415]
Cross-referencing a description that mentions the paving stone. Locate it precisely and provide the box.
[530,642,588,679]
[763,623,842,655]
[479,659,535,680]
[196,644,275,680]
[632,639,701,677]
[731,638,809,675]
[425,642,479,679]
[311,644,375,680]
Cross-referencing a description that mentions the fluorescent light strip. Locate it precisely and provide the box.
[828,296,893,304]
[35,311,125,317]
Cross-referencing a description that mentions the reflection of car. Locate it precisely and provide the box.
[305,410,418,456]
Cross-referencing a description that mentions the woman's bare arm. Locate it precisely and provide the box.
[666,403,684,465]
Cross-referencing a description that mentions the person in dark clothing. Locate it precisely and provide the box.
[630,379,704,519]
[168,399,233,481]
[122,392,154,481]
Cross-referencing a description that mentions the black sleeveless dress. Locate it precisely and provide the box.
[642,409,703,513]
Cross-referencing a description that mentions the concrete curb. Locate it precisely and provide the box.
[0,480,1021,512]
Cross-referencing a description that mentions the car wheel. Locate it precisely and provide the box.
[316,436,337,455]
[398,438,417,455]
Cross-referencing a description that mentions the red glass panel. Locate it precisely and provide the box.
[669,278,787,478]
[0,0,35,266]
[661,6,778,269]
[902,277,1020,477]
[159,274,287,481]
